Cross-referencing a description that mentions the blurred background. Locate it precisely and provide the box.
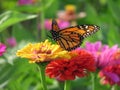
[0,0,120,90]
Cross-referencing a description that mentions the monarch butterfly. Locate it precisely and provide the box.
[50,20,100,51]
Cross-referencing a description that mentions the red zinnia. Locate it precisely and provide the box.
[46,50,96,81]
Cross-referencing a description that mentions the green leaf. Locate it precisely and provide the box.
[45,0,59,18]
[0,11,37,32]
[107,23,120,46]
[12,23,35,42]
[14,5,42,13]
[85,4,99,24]
[108,0,120,25]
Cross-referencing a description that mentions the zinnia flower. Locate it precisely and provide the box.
[6,37,17,47]
[99,60,120,85]
[44,19,70,30]
[46,50,96,81]
[57,4,86,22]
[57,5,76,21]
[16,40,71,63]
[0,43,6,56]
[84,41,119,69]
[99,50,120,86]
[84,41,120,86]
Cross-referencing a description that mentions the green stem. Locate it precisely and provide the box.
[111,85,117,90]
[58,81,64,90]
[40,0,46,41]
[64,80,71,90]
[91,73,95,90]
[38,63,47,90]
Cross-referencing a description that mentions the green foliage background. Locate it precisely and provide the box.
[0,0,120,90]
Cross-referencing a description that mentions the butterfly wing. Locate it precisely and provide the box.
[50,20,60,41]
[51,19,100,51]
[60,25,100,38]
[77,25,100,38]
[56,25,99,50]
[57,32,84,51]
[52,19,60,31]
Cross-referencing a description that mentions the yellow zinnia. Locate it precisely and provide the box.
[16,40,72,63]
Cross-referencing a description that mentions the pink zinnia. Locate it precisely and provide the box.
[0,43,6,56]
[99,61,120,86]
[99,50,120,86]
[84,41,119,69]
[84,41,120,86]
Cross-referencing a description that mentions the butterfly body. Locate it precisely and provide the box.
[50,20,100,51]
[50,30,60,41]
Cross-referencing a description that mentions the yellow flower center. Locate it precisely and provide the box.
[65,5,76,12]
